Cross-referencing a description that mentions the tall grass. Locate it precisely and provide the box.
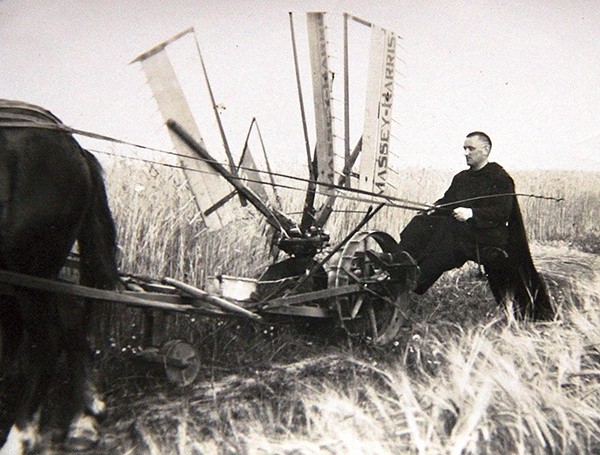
[97,250,600,454]
[89,157,600,454]
[513,170,600,253]
[103,160,599,275]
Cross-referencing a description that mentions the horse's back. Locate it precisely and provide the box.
[0,102,92,277]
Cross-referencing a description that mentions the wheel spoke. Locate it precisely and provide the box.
[366,302,378,341]
[350,294,365,318]
[331,231,412,345]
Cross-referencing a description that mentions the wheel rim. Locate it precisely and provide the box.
[330,231,412,345]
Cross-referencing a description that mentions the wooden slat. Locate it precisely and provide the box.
[0,269,193,313]
[262,305,329,318]
[263,284,362,309]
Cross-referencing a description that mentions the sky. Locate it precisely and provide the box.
[1,0,599,175]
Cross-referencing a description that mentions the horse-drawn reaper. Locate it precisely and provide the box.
[0,16,413,451]
[0,12,555,454]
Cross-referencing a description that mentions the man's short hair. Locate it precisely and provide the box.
[466,131,492,150]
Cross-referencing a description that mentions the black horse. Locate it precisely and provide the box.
[0,100,119,453]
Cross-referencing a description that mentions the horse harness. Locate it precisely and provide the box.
[0,99,65,129]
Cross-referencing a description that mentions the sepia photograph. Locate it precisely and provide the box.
[1,1,599,453]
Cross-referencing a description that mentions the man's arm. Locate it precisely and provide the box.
[455,175,515,227]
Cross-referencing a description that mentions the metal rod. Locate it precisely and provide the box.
[347,13,372,28]
[193,31,246,206]
[163,277,262,321]
[194,32,236,173]
[254,118,283,209]
[203,190,238,217]
[300,148,318,232]
[167,119,299,235]
[343,13,351,184]
[289,12,314,180]
[262,284,363,310]
[435,193,565,207]
[239,118,255,168]
[314,136,363,228]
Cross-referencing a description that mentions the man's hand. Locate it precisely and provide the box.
[453,207,473,222]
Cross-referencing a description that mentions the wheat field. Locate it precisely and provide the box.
[84,158,600,454]
[103,159,599,276]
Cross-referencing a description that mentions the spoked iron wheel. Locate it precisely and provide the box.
[329,231,416,346]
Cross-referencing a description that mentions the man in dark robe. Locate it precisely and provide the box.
[397,131,553,320]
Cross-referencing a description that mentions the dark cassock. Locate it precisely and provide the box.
[397,162,553,320]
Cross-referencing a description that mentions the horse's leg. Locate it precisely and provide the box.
[56,148,117,451]
[1,290,60,454]
[0,298,23,375]
[0,299,24,448]
[58,298,103,451]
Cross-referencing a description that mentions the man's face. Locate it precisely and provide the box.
[463,136,490,170]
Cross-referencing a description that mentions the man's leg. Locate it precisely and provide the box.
[399,216,470,294]
[413,250,467,294]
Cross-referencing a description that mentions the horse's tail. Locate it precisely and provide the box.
[77,150,119,290]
